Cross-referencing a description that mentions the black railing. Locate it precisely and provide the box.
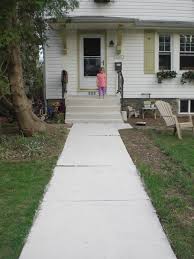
[117,71,124,111]
[61,70,68,123]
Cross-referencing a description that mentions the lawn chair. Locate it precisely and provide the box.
[143,100,152,108]
[155,100,194,139]
[127,106,140,118]
[142,100,157,119]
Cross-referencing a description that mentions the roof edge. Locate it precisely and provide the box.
[48,16,194,28]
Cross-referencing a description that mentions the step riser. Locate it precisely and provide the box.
[66,106,120,113]
[66,114,122,120]
[67,100,120,106]
[66,119,123,123]
[66,96,123,123]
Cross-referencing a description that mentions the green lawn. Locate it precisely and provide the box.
[140,131,194,259]
[0,126,68,259]
[120,128,194,259]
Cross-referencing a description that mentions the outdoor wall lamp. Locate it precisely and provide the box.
[109,40,115,47]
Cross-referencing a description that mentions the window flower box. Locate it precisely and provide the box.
[94,0,110,3]
[181,71,194,84]
[156,70,177,83]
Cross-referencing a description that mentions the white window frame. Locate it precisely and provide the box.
[179,99,194,114]
[180,34,194,71]
[158,34,172,71]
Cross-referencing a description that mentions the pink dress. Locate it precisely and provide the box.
[97,72,107,88]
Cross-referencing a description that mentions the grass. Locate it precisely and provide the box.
[139,131,194,259]
[0,125,68,259]
[0,127,66,160]
[151,131,194,173]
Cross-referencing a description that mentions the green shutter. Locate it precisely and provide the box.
[116,29,123,55]
[144,31,155,74]
[59,24,67,54]
[116,25,123,55]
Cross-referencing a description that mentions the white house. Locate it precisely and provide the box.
[44,0,194,121]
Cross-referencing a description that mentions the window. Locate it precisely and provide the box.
[83,38,101,76]
[180,35,194,70]
[180,99,194,113]
[159,34,171,70]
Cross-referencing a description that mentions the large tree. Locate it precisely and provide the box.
[0,0,78,133]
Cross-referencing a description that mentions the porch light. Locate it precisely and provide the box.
[109,40,115,47]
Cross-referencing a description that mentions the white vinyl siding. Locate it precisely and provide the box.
[45,29,194,100]
[45,29,79,98]
[45,29,64,99]
[71,0,194,22]
[122,31,194,99]
[45,29,118,97]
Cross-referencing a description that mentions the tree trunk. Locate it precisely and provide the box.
[7,43,46,134]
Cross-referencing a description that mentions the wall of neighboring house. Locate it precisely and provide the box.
[71,0,194,22]
[45,28,194,101]
[45,29,64,99]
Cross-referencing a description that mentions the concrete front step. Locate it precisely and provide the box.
[66,96,120,106]
[66,112,122,120]
[66,95,123,123]
[66,105,120,113]
[65,118,123,123]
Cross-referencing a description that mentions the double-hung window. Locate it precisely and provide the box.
[159,34,171,70]
[180,35,194,70]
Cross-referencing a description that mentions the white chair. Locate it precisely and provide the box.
[127,106,139,118]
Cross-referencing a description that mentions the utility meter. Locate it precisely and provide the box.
[115,62,122,72]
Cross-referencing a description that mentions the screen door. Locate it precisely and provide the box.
[80,35,105,90]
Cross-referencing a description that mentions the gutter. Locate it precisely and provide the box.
[49,16,194,29]
[136,20,194,29]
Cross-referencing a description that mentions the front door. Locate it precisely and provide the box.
[79,34,105,90]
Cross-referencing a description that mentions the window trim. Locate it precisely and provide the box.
[158,33,172,71]
[179,99,194,114]
[180,34,194,71]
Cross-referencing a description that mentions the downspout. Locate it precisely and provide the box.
[42,45,47,114]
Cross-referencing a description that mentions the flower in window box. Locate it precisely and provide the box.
[181,71,194,84]
[156,71,177,83]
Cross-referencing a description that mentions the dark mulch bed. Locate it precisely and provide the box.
[128,115,194,130]
[128,117,165,129]
[119,128,167,172]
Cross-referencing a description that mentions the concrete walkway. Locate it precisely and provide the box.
[20,123,177,259]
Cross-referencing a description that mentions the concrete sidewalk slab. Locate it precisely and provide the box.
[57,135,136,167]
[42,167,149,202]
[20,201,175,259]
[19,123,177,259]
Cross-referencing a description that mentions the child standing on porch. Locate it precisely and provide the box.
[96,67,107,98]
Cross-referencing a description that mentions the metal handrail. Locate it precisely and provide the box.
[61,70,68,123]
[117,71,124,111]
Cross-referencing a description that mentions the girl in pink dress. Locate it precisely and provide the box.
[96,67,107,98]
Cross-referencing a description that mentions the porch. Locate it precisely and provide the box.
[45,17,194,122]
